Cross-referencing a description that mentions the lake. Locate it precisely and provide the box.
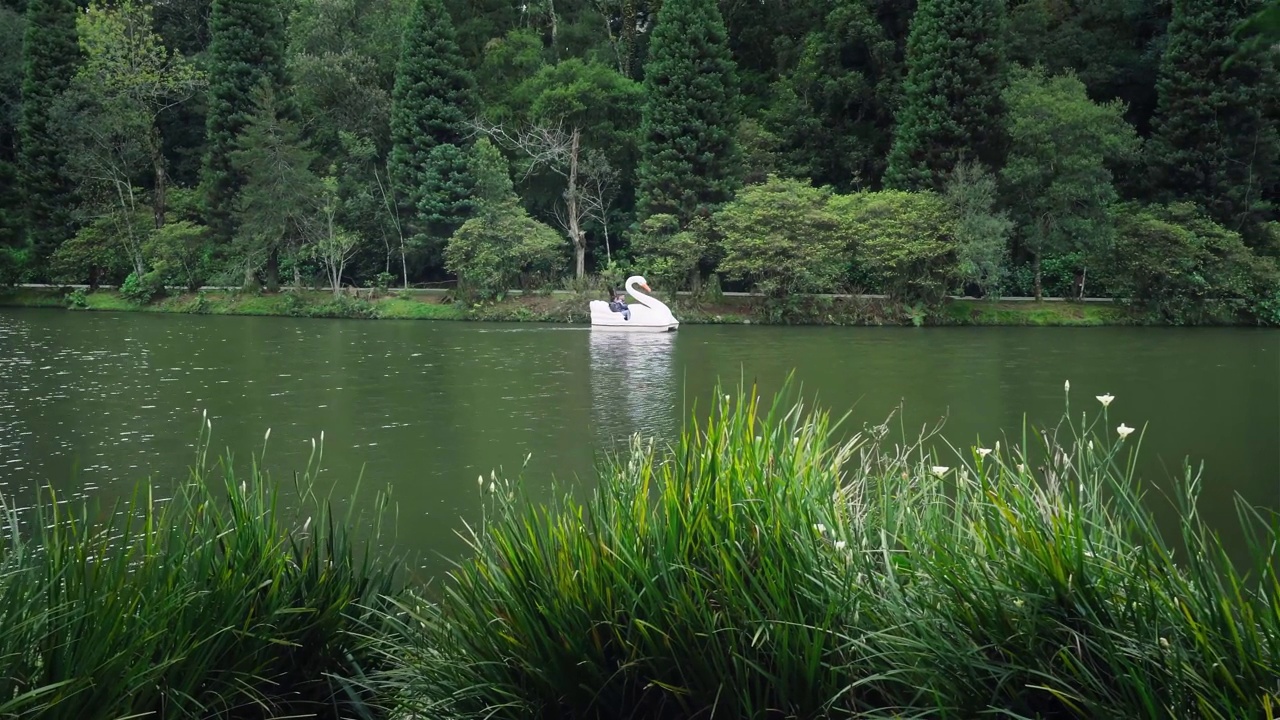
[1,308,1277,576]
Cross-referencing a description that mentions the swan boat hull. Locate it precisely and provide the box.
[588,301,679,331]
[591,318,680,332]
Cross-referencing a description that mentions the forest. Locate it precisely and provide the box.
[0,0,1277,323]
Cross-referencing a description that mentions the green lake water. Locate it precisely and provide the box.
[1,308,1277,576]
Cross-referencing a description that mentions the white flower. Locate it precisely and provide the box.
[814,523,826,534]
[264,428,271,443]
[724,394,730,401]
[930,466,950,477]
[477,474,484,487]
[834,541,847,551]
[1064,379,1071,392]
[1116,423,1135,440]
[976,447,992,457]
[1017,464,1026,473]
[1087,440,1094,452]
[488,482,496,493]
[1096,393,1115,408]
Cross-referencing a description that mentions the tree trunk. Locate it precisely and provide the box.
[265,248,280,292]
[1033,253,1043,302]
[567,127,585,279]
[293,264,302,289]
[150,127,167,229]
[688,268,701,296]
[620,0,637,77]
[89,265,99,292]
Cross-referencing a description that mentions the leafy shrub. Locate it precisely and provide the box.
[833,189,958,305]
[374,271,396,293]
[0,246,27,286]
[118,270,165,304]
[445,207,564,300]
[628,213,706,293]
[1105,202,1272,323]
[945,161,1012,297]
[714,175,847,302]
[64,288,88,309]
[143,220,214,292]
[442,137,565,299]
[48,217,131,286]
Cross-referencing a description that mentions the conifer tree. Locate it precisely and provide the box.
[0,5,24,259]
[229,83,319,291]
[883,0,1007,192]
[388,0,475,264]
[201,0,291,243]
[634,0,739,227]
[17,0,80,272]
[1148,0,1279,244]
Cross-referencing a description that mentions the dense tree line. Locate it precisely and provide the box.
[0,0,1277,322]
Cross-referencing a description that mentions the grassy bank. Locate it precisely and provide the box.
[2,384,1279,718]
[0,423,404,719]
[387,382,1280,719]
[0,286,1139,326]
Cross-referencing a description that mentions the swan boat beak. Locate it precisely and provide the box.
[640,283,651,292]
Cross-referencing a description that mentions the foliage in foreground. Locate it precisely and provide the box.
[0,422,405,719]
[385,381,1280,719]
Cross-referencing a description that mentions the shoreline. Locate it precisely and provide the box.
[0,285,1150,326]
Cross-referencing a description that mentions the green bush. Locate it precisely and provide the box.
[64,287,88,309]
[48,217,131,287]
[117,270,165,304]
[834,189,958,306]
[383,381,1280,719]
[1105,202,1273,324]
[0,423,405,719]
[143,220,214,292]
[444,207,564,300]
[714,175,846,302]
[628,213,706,293]
[0,246,27,286]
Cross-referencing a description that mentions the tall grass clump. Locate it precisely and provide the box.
[384,380,1280,719]
[0,420,406,719]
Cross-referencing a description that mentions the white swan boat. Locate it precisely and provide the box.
[589,275,680,332]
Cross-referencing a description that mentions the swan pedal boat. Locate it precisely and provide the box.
[589,275,680,332]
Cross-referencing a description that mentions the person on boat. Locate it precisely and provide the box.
[608,291,630,320]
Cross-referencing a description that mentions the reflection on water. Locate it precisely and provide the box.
[588,331,678,451]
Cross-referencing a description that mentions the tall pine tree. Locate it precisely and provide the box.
[0,4,25,267]
[883,0,1007,192]
[1148,0,1279,246]
[388,0,475,269]
[634,0,739,227]
[17,0,80,273]
[200,0,290,243]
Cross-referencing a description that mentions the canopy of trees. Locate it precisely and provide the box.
[1,0,1277,322]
